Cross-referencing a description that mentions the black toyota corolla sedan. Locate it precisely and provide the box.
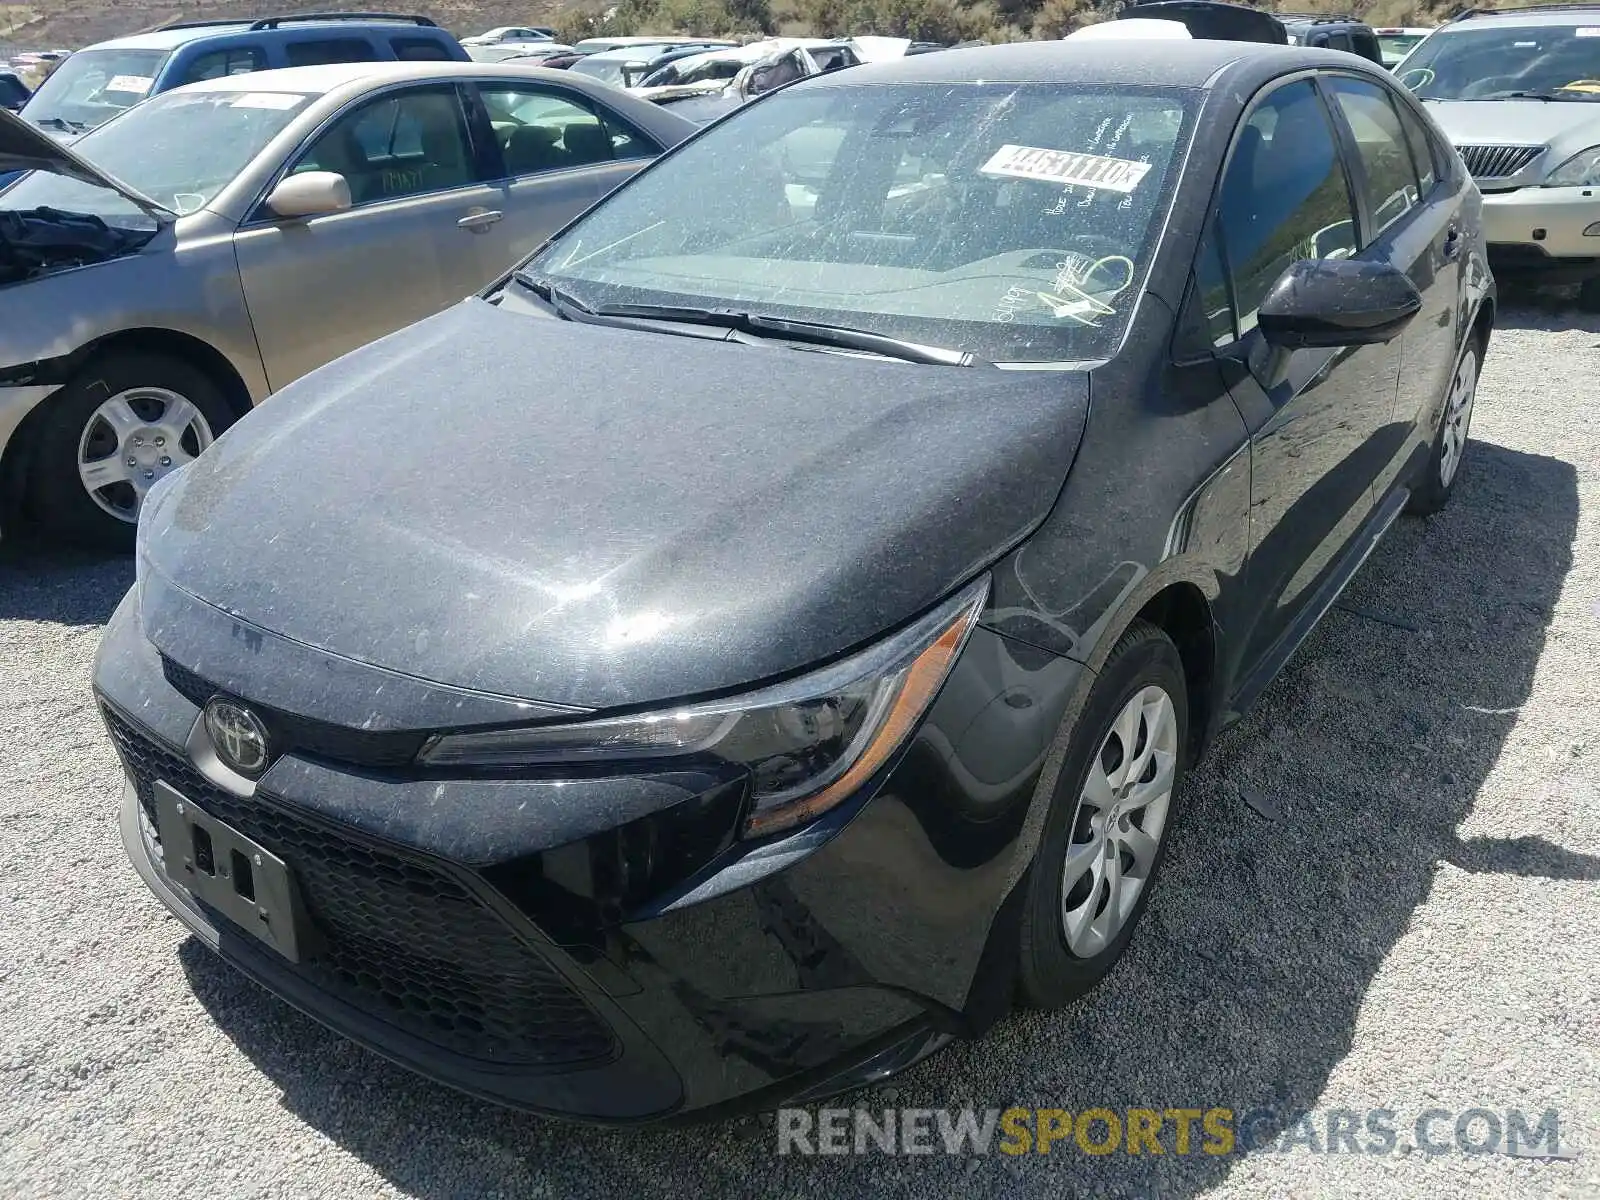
[95,39,1492,1121]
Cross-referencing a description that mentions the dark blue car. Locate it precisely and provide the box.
[14,13,467,140]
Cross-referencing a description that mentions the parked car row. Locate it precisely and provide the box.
[0,60,695,546]
[84,32,1494,1125]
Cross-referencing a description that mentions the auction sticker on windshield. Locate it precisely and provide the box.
[980,144,1152,194]
[107,75,154,95]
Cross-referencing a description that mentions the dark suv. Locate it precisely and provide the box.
[1279,13,1387,64]
[0,69,28,113]
[15,13,468,139]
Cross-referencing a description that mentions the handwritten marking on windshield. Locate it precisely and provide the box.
[558,221,665,269]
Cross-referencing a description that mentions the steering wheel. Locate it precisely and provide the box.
[1397,66,1434,90]
[1064,234,1127,261]
[1034,241,1137,301]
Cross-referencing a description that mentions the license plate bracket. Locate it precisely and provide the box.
[153,780,312,962]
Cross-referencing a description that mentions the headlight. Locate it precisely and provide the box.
[420,576,990,837]
[1544,145,1600,187]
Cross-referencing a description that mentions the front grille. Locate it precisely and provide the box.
[1456,143,1543,180]
[103,704,616,1068]
[160,655,425,767]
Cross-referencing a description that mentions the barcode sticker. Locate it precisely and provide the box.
[980,144,1152,194]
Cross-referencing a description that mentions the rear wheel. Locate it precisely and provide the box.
[1407,339,1480,516]
[27,353,233,551]
[1578,277,1600,314]
[1016,620,1187,1009]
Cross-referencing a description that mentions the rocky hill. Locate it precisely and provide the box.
[0,0,566,51]
[3,0,1561,58]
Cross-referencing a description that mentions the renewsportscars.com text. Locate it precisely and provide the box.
[776,1106,1567,1158]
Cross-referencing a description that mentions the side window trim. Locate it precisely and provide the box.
[242,81,481,224]
[1315,72,1419,250]
[1389,87,1446,195]
[1174,71,1359,360]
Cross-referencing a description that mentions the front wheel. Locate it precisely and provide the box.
[1407,339,1480,516]
[1015,620,1188,1010]
[26,353,234,551]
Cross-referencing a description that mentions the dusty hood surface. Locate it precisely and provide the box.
[1422,98,1600,149]
[0,107,172,218]
[140,300,1090,711]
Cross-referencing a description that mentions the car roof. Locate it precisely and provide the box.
[164,59,688,107]
[92,17,445,52]
[579,44,713,61]
[1277,13,1372,28]
[1436,5,1600,28]
[813,37,1329,87]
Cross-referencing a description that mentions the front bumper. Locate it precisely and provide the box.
[1481,185,1600,274]
[97,585,1081,1121]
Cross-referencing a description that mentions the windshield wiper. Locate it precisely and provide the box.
[32,116,86,132]
[583,302,987,367]
[1478,90,1595,102]
[505,281,985,366]
[509,270,595,317]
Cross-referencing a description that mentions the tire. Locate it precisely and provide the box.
[1016,619,1188,1010]
[26,352,235,551]
[1407,335,1481,517]
[1578,277,1600,314]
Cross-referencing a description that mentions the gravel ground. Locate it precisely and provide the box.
[1,300,1597,1200]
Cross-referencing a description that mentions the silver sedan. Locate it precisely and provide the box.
[0,61,694,547]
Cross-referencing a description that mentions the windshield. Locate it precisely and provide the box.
[4,87,313,219]
[1398,25,1600,100]
[19,47,170,132]
[643,55,744,88]
[520,82,1192,363]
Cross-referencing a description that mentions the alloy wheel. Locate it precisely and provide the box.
[77,387,214,523]
[1438,348,1478,490]
[1061,684,1178,957]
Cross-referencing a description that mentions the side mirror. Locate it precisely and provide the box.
[264,171,352,219]
[1257,257,1421,350]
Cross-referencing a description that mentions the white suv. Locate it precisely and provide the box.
[1398,5,1600,308]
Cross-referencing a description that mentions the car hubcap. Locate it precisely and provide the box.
[1061,685,1177,958]
[77,387,213,523]
[1439,349,1477,489]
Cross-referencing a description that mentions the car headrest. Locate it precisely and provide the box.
[562,121,612,163]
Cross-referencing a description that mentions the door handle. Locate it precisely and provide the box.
[1442,226,1461,259]
[457,208,504,232]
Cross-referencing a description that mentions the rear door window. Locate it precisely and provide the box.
[391,36,453,61]
[1392,97,1440,195]
[479,85,658,175]
[179,46,267,84]
[1323,75,1423,241]
[285,38,382,68]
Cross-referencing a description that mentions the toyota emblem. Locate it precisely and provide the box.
[203,698,270,777]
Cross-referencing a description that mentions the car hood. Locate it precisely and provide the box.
[1423,98,1600,149]
[0,108,172,219]
[140,300,1090,712]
